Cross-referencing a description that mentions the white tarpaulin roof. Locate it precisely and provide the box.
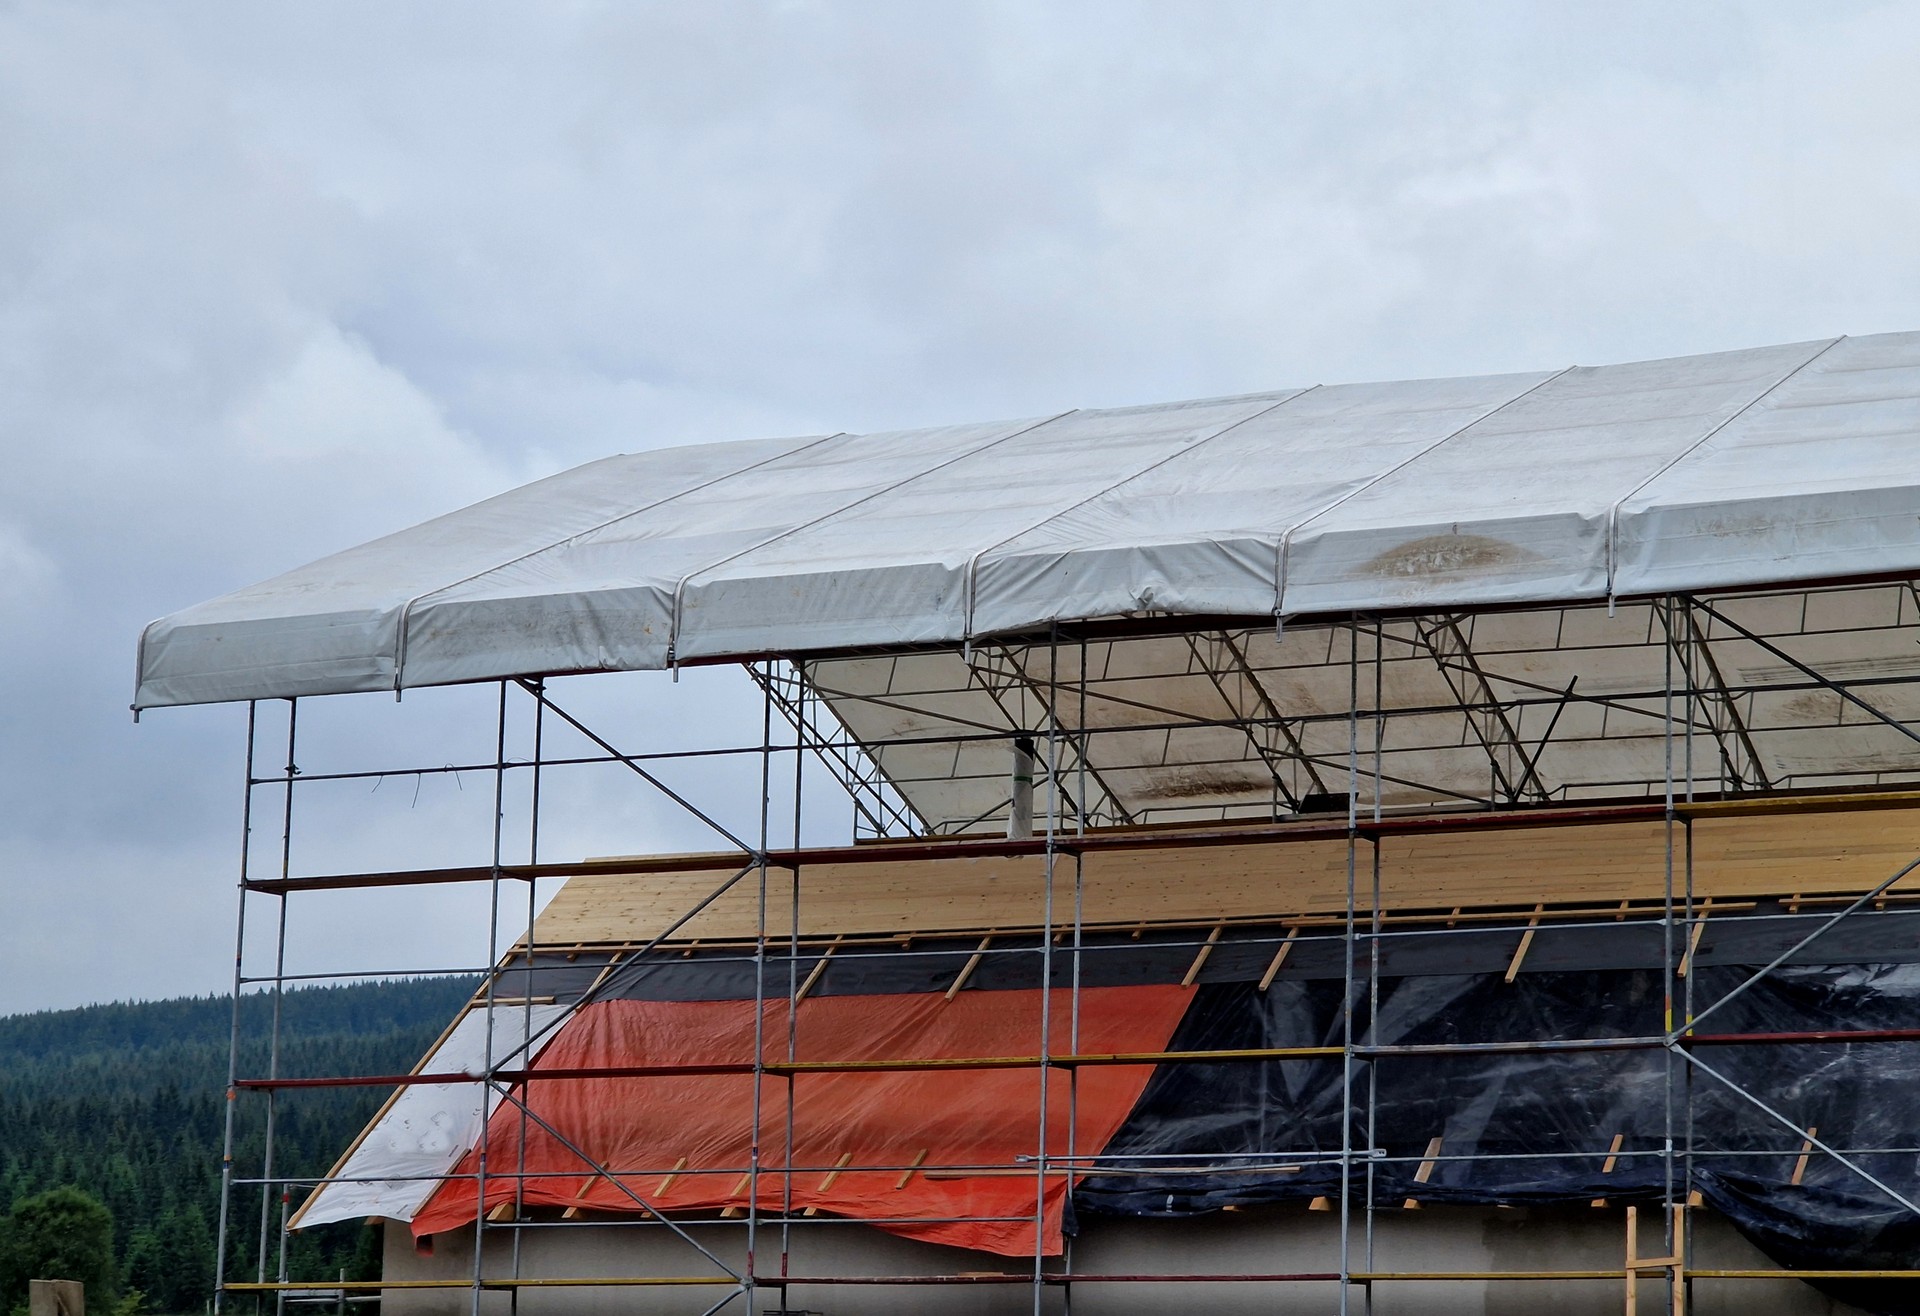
[136,332,1920,710]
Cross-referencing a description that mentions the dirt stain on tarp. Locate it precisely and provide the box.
[1362,533,1540,579]
[1150,764,1277,800]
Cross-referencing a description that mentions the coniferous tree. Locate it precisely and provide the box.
[0,977,474,1309]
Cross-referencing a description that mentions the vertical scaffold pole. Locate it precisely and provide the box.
[1682,613,1699,1308]
[1034,626,1063,1315]
[214,700,257,1316]
[472,681,509,1313]
[508,677,543,1311]
[1062,635,1089,1314]
[780,661,806,1300]
[1340,617,1360,1316]
[259,699,296,1316]
[1661,598,1679,1307]
[748,660,775,1314]
[1364,620,1384,1309]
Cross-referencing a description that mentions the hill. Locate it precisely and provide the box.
[0,977,475,1310]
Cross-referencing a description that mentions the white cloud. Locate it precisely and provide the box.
[224,319,504,499]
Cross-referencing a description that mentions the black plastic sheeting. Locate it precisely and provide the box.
[492,917,1920,1307]
[499,905,1920,1002]
[1079,963,1920,1314]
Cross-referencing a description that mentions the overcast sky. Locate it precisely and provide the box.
[4,0,1918,1015]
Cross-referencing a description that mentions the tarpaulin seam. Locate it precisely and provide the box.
[1604,335,1845,603]
[389,433,848,690]
[665,410,1077,664]
[957,385,1320,640]
[1273,364,1576,619]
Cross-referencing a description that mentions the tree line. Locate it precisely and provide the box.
[0,978,475,1313]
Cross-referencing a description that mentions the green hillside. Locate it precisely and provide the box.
[0,977,476,1311]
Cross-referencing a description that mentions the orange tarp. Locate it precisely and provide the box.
[412,985,1192,1255]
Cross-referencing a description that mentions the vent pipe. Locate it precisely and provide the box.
[1008,735,1036,839]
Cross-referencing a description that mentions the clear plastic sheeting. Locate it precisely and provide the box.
[292,1002,568,1228]
[1079,966,1920,1316]
[136,333,1920,710]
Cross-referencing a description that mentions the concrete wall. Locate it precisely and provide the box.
[380,1205,1868,1316]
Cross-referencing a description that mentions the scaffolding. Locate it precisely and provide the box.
[205,581,1920,1315]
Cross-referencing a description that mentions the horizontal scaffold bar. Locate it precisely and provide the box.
[240,788,1920,894]
[227,1266,1920,1291]
[229,1025,1920,1091]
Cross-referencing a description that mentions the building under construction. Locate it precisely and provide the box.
[136,331,1920,1314]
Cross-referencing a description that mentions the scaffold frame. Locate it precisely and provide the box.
[211,580,1920,1316]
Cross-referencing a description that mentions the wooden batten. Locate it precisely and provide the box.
[1790,1127,1819,1187]
[1403,1135,1443,1210]
[1504,905,1544,984]
[945,934,994,1001]
[895,1149,929,1190]
[1257,927,1300,992]
[1591,1132,1626,1207]
[1677,898,1715,978]
[1181,924,1225,987]
[525,801,1920,947]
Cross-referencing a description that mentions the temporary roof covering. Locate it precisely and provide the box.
[136,332,1920,711]
[409,986,1188,1255]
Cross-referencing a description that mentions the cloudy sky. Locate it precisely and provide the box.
[3,0,1917,1014]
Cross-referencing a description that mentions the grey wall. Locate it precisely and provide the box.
[380,1204,1866,1316]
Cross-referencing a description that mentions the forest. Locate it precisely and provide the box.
[0,977,475,1312]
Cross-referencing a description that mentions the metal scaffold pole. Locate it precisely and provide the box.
[469,681,509,1313]
[1662,596,1681,1315]
[1340,616,1360,1316]
[509,677,544,1311]
[1033,624,1063,1316]
[1364,619,1384,1315]
[261,699,296,1316]
[746,659,775,1315]
[212,700,257,1316]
